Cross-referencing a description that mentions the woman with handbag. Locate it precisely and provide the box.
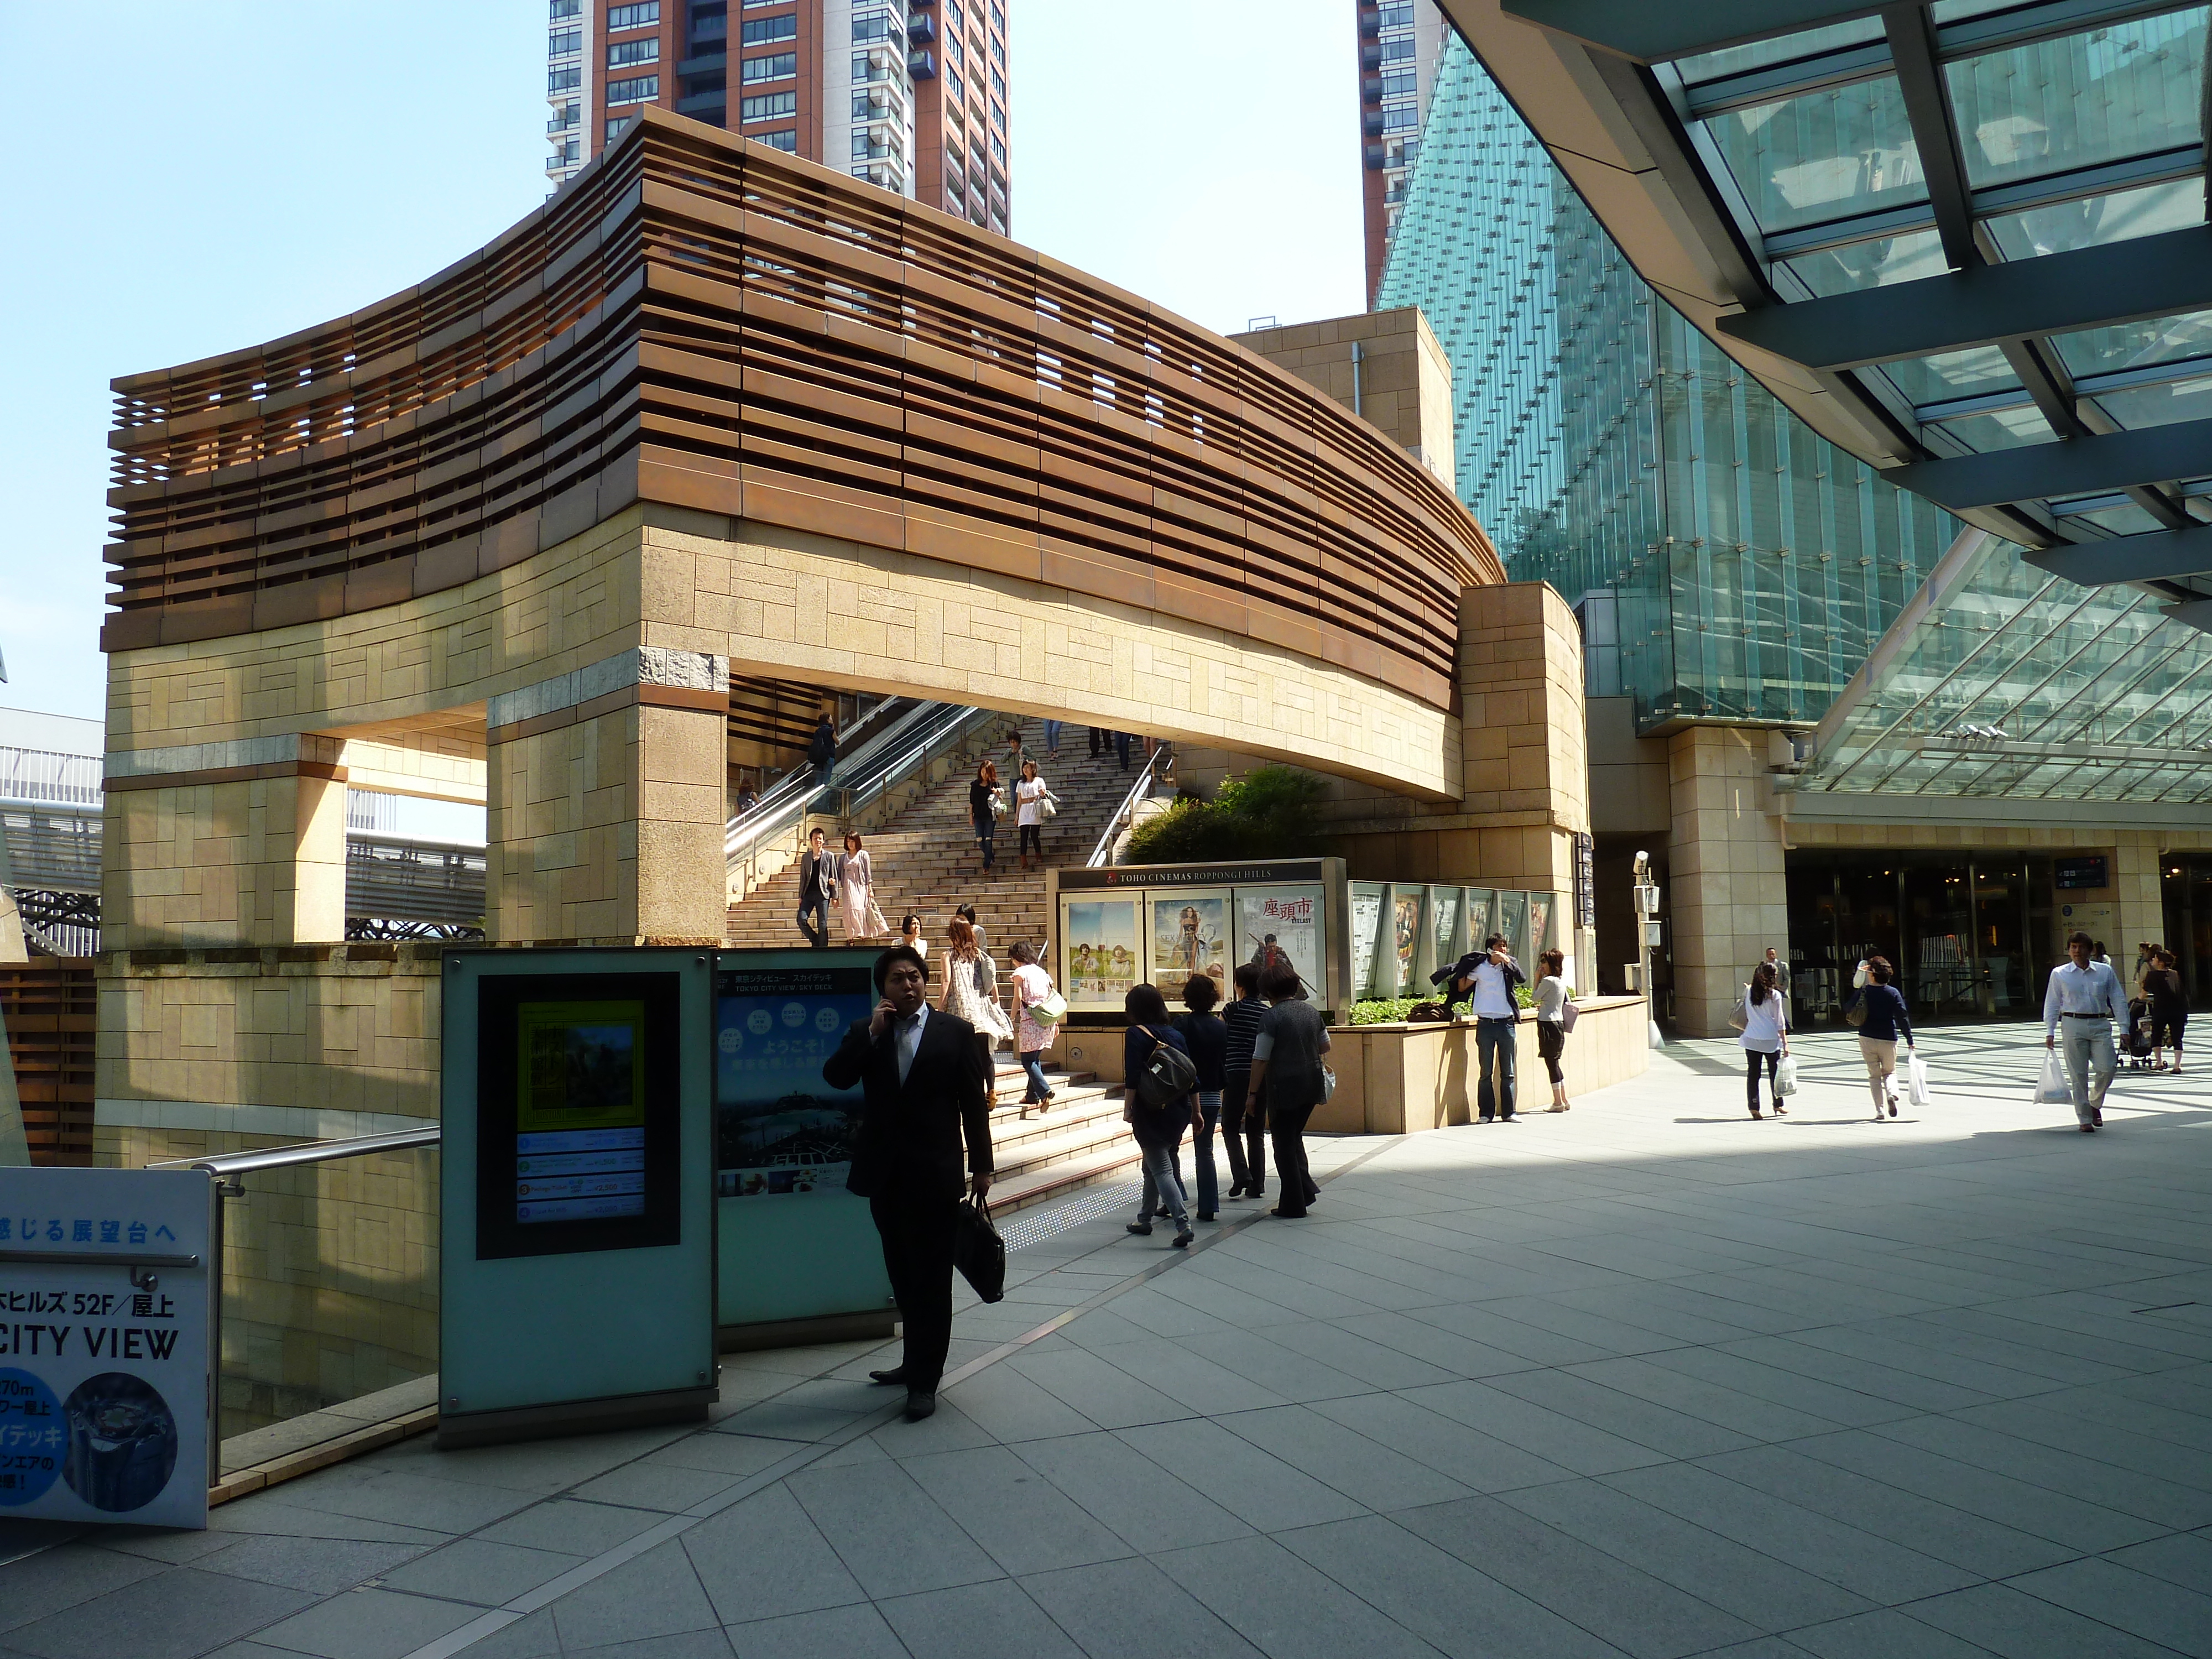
[1848,955,1913,1120]
[836,831,891,941]
[1014,759,1050,872]
[1123,984,1200,1247]
[969,760,1003,874]
[941,917,1013,1087]
[1009,940,1062,1118]
[1533,948,1574,1112]
[1736,959,1789,1119]
[1244,961,1328,1218]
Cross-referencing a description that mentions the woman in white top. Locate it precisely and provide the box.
[941,917,1014,1086]
[1014,759,1050,872]
[1533,948,1573,1112]
[899,912,928,961]
[1738,959,1790,1119]
[1009,940,1057,1118]
[837,831,890,941]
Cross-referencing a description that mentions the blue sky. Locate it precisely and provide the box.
[0,2,1363,724]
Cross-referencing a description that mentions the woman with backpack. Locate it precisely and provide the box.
[1848,954,1913,1120]
[1123,983,1202,1248]
[1009,940,1059,1118]
[1738,959,1789,1119]
[1244,961,1328,1219]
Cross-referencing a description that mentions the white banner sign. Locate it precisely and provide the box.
[0,1168,212,1529]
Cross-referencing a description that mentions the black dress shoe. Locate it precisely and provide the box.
[1196,1210,1215,1222]
[1126,1221,1152,1235]
[868,1366,909,1386]
[1270,1207,1306,1218]
[1172,1229,1193,1248]
[904,1390,937,1421]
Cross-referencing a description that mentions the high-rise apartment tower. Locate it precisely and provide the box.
[1355,0,1444,306]
[545,0,1011,233]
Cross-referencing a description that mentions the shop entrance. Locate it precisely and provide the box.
[1785,851,2080,1029]
[2162,856,2212,1010]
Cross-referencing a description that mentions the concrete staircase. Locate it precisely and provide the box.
[724,719,1147,957]
[727,717,1166,1212]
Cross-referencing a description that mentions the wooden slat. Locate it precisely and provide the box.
[1,961,97,1166]
[103,109,1500,708]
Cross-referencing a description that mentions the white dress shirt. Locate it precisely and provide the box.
[895,1004,930,1084]
[1469,958,1516,1019]
[2043,959,2127,1036]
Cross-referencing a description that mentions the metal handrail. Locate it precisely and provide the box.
[1088,740,1173,867]
[724,699,954,862]
[145,1123,441,1484]
[148,1124,441,1180]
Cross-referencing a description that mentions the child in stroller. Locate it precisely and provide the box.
[2123,998,2156,1070]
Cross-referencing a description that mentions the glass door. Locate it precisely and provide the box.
[1902,864,1976,1021]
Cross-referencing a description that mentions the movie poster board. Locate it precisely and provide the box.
[1146,889,1232,996]
[1388,885,1423,995]
[1060,895,1142,1009]
[1235,884,1324,998]
[1349,881,1385,1000]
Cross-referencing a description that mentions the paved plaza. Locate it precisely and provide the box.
[3,1021,2210,1658]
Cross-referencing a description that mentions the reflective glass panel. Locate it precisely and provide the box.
[1931,0,2034,18]
[2051,309,2212,378]
[1698,76,1927,233]
[1933,403,2056,450]
[2056,500,2169,535]
[1882,345,2020,405]
[1945,8,2208,190]
[1783,227,1949,295]
[2090,370,2212,430]
[1672,19,1885,83]
[1984,176,2205,259]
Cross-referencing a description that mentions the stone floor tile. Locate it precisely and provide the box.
[1500,1475,1875,1631]
[1085,1334,1293,1415]
[1780,1607,2005,1659]
[1630,1344,1921,1429]
[1871,1416,2212,1530]
[1112,1416,1369,1532]
[1389,1496,1759,1659]
[194,1534,421,1596]
[1901,1579,2179,1658]
[1215,1401,1476,1512]
[723,1600,907,1659]
[680,1482,868,1625]
[477,1498,671,1557]
[939,1361,1100,1443]
[1399,1380,1677,1475]
[1177,1325,1372,1402]
[380,1538,584,1606]
[1151,1533,1452,1659]
[785,1458,1004,1600]
[1004,1346,1201,1430]
[206,1499,452,1548]
[899,1444,1134,1576]
[874,1577,1084,1659]
[568,1463,754,1515]
[0,1544,168,1635]
[1016,1556,1267,1659]
[243,1587,482,1659]
[248,1469,538,1535]
[2004,1554,2212,1654]
[1307,1389,1577,1493]
[1008,1430,1254,1552]
[546,1538,722,1652]
[1272,1514,1630,1658]
[2103,1530,2212,1595]
[2,1567,314,1659]
[1557,1355,1852,1443]
[643,1433,801,1479]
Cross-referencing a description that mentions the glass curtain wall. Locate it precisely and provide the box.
[1378,32,1963,735]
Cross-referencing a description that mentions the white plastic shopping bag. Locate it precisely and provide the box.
[1773,1055,1799,1097]
[2034,1050,2073,1105]
[1907,1051,1931,1107]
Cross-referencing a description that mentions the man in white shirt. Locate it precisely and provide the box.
[1461,935,1524,1123]
[2044,930,2128,1132]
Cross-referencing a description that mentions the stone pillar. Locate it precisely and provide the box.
[1234,307,1458,492]
[101,737,350,948]
[2112,833,2167,961]
[1666,726,1788,1037]
[486,648,729,945]
[1449,580,1596,976]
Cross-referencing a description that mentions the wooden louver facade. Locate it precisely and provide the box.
[106,108,1500,713]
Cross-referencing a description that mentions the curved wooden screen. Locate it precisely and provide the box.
[106,109,1501,711]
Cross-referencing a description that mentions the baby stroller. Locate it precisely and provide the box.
[2122,998,2156,1070]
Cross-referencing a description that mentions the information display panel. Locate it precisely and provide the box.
[0,1167,212,1529]
[441,949,716,1447]
[713,952,895,1333]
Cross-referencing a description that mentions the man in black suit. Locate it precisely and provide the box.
[796,826,836,949]
[822,945,994,1421]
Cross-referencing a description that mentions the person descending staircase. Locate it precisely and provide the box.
[725,718,1171,1211]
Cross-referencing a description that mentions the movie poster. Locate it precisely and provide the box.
[1429,887,1463,976]
[1062,897,1141,1009]
[1235,885,1322,998]
[1148,890,1230,995]
[1528,893,1553,962]
[1350,883,1383,998]
[1392,891,1422,994]
[714,964,874,1198]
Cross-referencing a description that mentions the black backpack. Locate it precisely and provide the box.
[1132,1025,1199,1108]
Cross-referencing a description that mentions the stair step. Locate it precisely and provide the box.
[990,1145,1146,1215]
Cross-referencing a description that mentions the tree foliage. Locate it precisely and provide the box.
[1123,765,1328,863]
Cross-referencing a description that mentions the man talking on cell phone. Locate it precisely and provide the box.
[822,945,994,1421]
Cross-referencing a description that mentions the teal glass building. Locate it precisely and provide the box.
[1376,33,1964,734]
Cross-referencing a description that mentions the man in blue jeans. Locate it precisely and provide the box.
[1463,933,1524,1121]
[795,826,836,948]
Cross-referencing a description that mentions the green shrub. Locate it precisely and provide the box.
[1124,764,1327,863]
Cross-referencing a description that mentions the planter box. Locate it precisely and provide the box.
[1316,995,1649,1134]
